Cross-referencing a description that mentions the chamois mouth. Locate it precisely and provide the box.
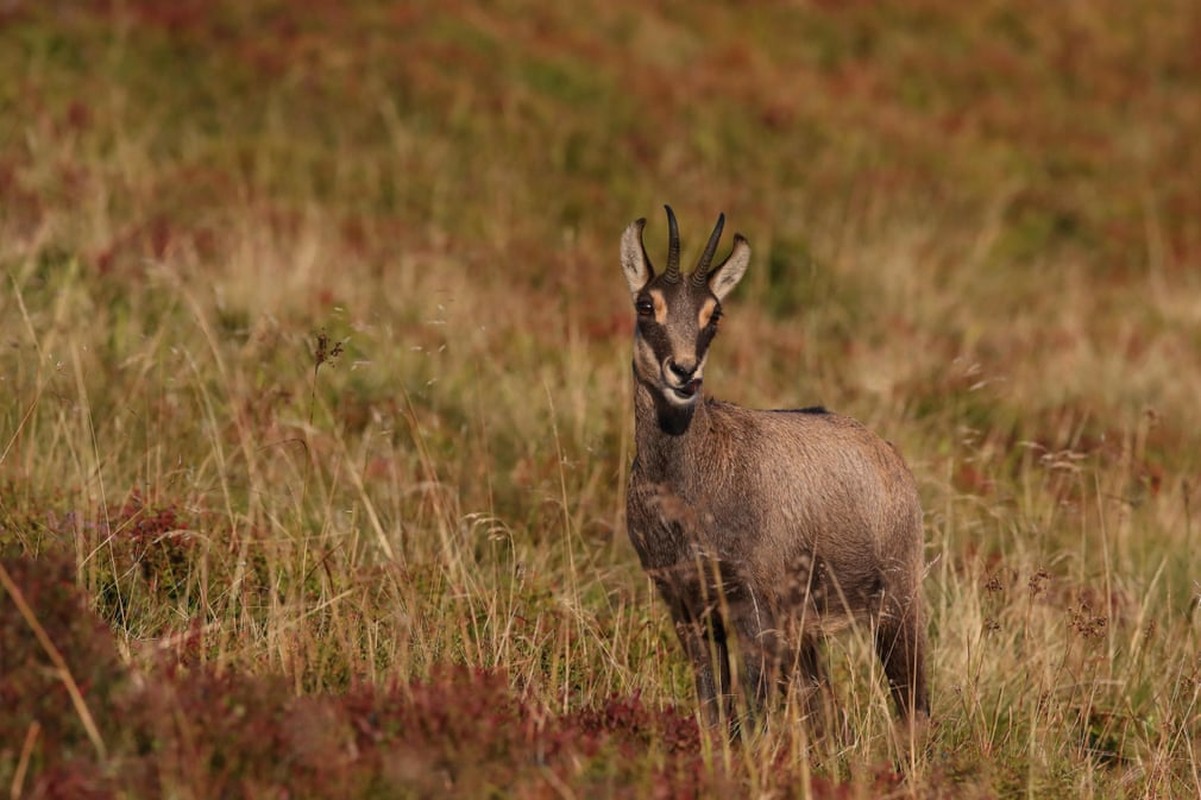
[670,378,703,401]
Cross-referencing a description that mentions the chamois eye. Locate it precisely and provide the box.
[636,298,654,317]
[708,306,723,327]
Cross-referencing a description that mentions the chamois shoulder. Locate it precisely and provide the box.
[771,405,830,415]
[702,397,831,416]
[704,398,858,431]
[701,396,866,435]
[753,403,911,472]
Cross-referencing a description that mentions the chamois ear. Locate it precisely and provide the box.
[620,218,654,295]
[708,234,750,301]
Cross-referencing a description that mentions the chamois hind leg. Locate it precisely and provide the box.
[792,634,837,741]
[874,592,929,726]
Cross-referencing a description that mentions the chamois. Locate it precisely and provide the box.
[621,206,928,736]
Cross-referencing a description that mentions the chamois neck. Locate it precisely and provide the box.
[632,366,710,477]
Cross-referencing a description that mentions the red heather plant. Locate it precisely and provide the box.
[4,555,752,798]
[0,554,129,796]
[108,492,200,605]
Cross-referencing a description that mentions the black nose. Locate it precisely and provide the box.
[668,359,696,381]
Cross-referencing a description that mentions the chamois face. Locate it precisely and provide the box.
[621,208,750,408]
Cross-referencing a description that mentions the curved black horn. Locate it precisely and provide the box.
[691,212,726,286]
[663,205,682,284]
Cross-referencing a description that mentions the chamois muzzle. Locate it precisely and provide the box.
[666,358,702,399]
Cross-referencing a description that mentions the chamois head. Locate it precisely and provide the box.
[621,206,751,409]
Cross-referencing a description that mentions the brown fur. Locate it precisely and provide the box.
[621,209,929,734]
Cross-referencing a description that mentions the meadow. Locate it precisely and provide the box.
[2,1,1201,796]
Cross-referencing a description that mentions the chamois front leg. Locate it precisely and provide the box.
[679,617,732,729]
[662,588,733,730]
[727,585,781,726]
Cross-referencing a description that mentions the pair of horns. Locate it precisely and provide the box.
[656,205,726,286]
